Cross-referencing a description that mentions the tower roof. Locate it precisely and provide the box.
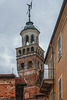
[24,21,35,30]
[20,21,40,34]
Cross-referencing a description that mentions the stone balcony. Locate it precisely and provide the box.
[39,69,53,94]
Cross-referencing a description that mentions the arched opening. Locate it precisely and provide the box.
[18,50,21,56]
[28,61,32,68]
[21,63,24,69]
[38,61,39,68]
[31,47,34,52]
[40,51,41,55]
[42,53,43,57]
[23,49,25,55]
[36,36,38,44]
[31,35,34,43]
[26,35,29,45]
[41,64,43,69]
[27,48,30,54]
[38,49,39,54]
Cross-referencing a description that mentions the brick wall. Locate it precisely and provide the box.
[0,78,15,99]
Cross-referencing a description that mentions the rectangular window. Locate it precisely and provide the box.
[50,56,53,78]
[58,35,61,61]
[59,78,62,100]
[51,91,53,100]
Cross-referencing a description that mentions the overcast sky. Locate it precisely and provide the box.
[0,0,63,76]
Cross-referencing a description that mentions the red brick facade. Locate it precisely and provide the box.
[0,75,16,100]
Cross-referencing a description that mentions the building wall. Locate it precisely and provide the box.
[46,3,67,100]
[24,86,39,100]
[0,78,15,99]
[36,96,46,100]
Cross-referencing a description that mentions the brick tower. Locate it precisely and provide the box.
[16,3,44,100]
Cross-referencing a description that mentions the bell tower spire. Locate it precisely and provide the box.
[27,2,32,22]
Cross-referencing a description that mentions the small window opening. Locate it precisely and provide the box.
[18,50,21,55]
[41,64,43,69]
[23,49,25,55]
[21,63,24,69]
[28,61,32,68]
[38,62,39,67]
[40,51,41,55]
[36,36,38,44]
[31,47,34,52]
[26,35,29,45]
[31,35,34,43]
[27,48,29,53]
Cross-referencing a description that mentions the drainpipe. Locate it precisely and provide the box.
[52,47,54,100]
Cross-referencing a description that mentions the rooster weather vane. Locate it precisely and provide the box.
[27,2,32,22]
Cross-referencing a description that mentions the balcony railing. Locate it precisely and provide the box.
[39,68,53,94]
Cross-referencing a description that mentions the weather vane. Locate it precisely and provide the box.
[27,1,32,22]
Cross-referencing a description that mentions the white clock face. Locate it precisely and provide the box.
[25,92,29,99]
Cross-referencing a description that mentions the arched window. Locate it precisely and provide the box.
[36,48,38,53]
[28,61,32,68]
[40,51,41,55]
[18,50,21,56]
[27,48,29,54]
[31,47,34,52]
[26,35,29,45]
[38,49,39,54]
[23,49,25,55]
[41,64,43,69]
[36,36,38,44]
[38,61,39,67]
[31,35,34,43]
[21,63,24,69]
[42,53,43,57]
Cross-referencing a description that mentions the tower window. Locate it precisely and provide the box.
[38,62,39,68]
[23,49,25,55]
[31,35,34,43]
[21,63,24,69]
[31,47,34,52]
[27,48,30,53]
[36,36,38,44]
[18,50,21,55]
[26,35,29,45]
[38,49,39,54]
[41,64,43,69]
[40,51,41,55]
[28,61,32,68]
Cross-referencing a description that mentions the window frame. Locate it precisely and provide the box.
[58,35,61,61]
[58,76,62,100]
[51,90,53,100]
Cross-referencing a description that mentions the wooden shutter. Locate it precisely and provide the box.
[58,36,61,61]
[59,78,62,100]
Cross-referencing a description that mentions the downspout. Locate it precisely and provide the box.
[52,48,54,100]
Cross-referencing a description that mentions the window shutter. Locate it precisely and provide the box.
[59,78,62,100]
[58,36,61,61]
[51,91,53,100]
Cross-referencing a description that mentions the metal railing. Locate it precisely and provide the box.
[39,68,53,87]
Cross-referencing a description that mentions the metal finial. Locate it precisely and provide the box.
[27,2,32,22]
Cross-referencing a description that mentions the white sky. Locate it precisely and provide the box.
[0,0,63,75]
